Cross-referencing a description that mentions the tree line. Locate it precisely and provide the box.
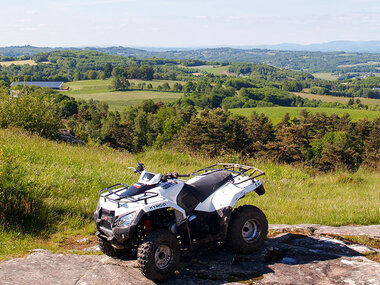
[1,85,378,171]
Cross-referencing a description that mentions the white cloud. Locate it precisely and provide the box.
[26,10,38,15]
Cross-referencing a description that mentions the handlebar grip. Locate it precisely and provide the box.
[176,174,190,177]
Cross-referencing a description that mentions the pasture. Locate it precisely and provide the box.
[293,92,380,106]
[312,73,339,80]
[0,60,37,66]
[230,106,380,124]
[63,79,183,111]
[181,65,232,75]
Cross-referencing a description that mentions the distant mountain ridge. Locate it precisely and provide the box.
[2,42,380,73]
[249,41,380,53]
[2,41,380,57]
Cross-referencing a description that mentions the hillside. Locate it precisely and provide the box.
[2,45,380,74]
[1,128,379,259]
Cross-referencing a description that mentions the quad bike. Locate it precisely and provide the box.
[94,163,268,282]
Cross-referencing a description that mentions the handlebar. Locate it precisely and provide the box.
[161,172,190,181]
[176,173,190,178]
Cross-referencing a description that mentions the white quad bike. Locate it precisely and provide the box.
[94,163,267,282]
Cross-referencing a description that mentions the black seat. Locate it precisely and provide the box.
[187,170,232,202]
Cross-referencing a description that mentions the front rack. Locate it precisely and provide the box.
[99,183,159,207]
[191,163,265,185]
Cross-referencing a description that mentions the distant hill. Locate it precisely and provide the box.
[249,41,380,53]
[2,44,380,73]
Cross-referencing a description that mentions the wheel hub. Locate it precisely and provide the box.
[154,244,173,269]
[242,219,261,243]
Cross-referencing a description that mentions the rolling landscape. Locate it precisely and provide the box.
[2,0,380,282]
[0,44,379,282]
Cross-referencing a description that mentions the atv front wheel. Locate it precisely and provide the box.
[227,205,268,253]
[97,237,130,258]
[137,229,180,282]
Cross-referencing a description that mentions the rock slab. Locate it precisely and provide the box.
[0,225,379,285]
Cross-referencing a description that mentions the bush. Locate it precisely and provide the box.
[0,88,62,138]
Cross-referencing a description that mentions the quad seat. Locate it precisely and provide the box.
[177,170,232,213]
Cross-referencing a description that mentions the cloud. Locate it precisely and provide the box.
[26,10,38,15]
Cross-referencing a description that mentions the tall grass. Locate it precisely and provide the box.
[0,128,379,258]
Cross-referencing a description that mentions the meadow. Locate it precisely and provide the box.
[181,65,231,75]
[230,106,380,124]
[63,79,183,111]
[0,60,37,67]
[293,92,380,106]
[1,128,379,259]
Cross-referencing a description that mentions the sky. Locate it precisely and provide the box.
[0,0,379,47]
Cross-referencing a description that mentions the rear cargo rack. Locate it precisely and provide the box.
[99,184,158,207]
[191,163,265,185]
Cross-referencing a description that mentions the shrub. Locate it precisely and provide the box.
[0,88,62,139]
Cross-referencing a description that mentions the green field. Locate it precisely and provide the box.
[63,79,183,111]
[293,92,380,106]
[230,107,380,124]
[181,65,232,75]
[1,128,379,259]
[312,73,339,81]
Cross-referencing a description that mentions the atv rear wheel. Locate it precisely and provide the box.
[227,205,268,253]
[97,237,130,258]
[137,229,180,282]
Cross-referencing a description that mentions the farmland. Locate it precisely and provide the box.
[293,92,380,106]
[230,106,380,124]
[63,79,183,111]
[0,59,37,66]
[184,65,232,75]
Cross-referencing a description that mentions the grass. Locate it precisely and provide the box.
[338,61,380,68]
[230,107,380,124]
[0,60,37,67]
[293,92,380,106]
[312,73,339,81]
[0,128,379,259]
[63,79,183,111]
[180,65,232,75]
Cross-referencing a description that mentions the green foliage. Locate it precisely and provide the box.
[362,118,380,169]
[110,76,130,90]
[0,147,45,231]
[0,87,62,138]
[311,86,330,95]
[175,108,249,156]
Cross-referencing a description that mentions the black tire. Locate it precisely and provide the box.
[97,237,130,258]
[137,229,180,282]
[227,205,268,253]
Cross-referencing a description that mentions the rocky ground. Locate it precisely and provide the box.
[0,224,379,285]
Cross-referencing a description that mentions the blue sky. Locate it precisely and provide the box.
[0,0,379,47]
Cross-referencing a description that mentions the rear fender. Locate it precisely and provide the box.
[230,180,264,206]
[202,180,264,211]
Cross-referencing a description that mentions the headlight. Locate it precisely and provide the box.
[117,212,136,227]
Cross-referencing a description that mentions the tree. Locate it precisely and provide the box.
[110,76,130,90]
[104,63,113,78]
[162,82,170,91]
[173,82,183,92]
